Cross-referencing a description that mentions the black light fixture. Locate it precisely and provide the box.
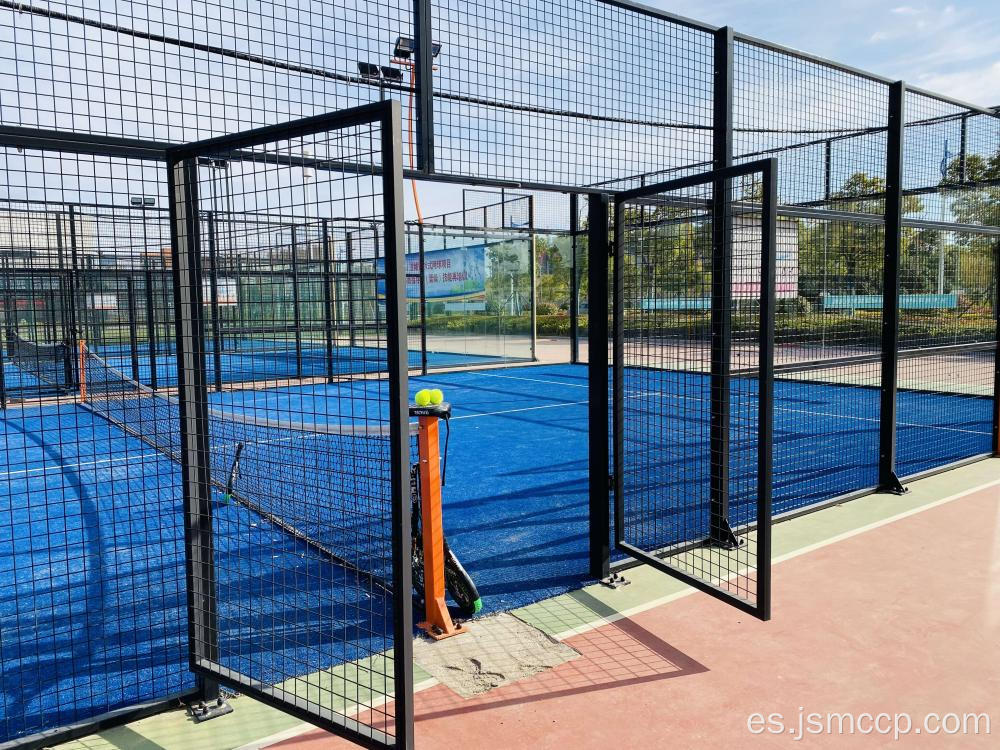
[391,36,442,59]
[357,62,381,79]
[130,196,156,207]
[380,66,404,82]
[393,36,414,58]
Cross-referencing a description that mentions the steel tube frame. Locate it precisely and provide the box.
[610,158,776,620]
[166,99,414,750]
[878,81,906,494]
[587,193,611,580]
[708,26,736,547]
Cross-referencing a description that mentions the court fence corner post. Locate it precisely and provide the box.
[708,24,739,547]
[587,192,611,581]
[569,192,580,365]
[381,99,415,750]
[167,153,224,708]
[878,80,907,495]
[992,236,1000,456]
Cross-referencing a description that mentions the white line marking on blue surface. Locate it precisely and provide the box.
[452,399,590,420]
[0,451,163,479]
[467,370,589,389]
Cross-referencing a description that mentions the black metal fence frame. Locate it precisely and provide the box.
[608,158,776,620]
[0,0,998,746]
[165,100,414,749]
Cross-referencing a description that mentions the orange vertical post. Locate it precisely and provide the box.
[77,339,87,403]
[416,413,466,639]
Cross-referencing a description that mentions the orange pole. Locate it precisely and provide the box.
[416,413,465,639]
[406,62,424,224]
[77,339,87,403]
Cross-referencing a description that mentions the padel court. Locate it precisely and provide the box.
[2,4,1000,747]
[3,358,992,740]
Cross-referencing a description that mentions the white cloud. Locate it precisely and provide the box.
[916,61,1000,108]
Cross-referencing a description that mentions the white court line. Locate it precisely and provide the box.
[240,677,439,750]
[551,473,1000,641]
[618,390,991,437]
[451,399,590,420]
[466,370,590,389]
[0,451,162,479]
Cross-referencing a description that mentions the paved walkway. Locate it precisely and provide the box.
[59,459,1000,749]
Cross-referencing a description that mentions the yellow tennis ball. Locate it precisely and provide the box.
[415,389,432,406]
[429,388,444,405]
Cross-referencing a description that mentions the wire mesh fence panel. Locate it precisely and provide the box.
[1,0,415,147]
[731,41,891,515]
[895,90,1000,477]
[612,162,773,620]
[404,225,535,368]
[168,102,412,748]
[431,0,714,186]
[0,151,198,747]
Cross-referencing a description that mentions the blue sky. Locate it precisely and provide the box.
[659,0,999,107]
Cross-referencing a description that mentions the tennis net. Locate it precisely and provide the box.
[9,331,413,591]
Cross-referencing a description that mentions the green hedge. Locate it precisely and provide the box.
[424,310,997,347]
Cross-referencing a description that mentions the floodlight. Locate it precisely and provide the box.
[381,66,404,82]
[357,62,381,79]
[393,36,414,58]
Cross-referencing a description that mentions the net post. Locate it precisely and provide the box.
[381,99,415,750]
[418,223,428,375]
[126,277,140,382]
[321,217,335,383]
[144,268,159,390]
[587,193,611,580]
[0,328,7,411]
[77,339,87,403]
[290,224,303,378]
[346,232,357,348]
[529,194,537,362]
[168,154,222,697]
[709,25,738,548]
[206,211,224,392]
[416,413,466,639]
[67,203,81,367]
[878,81,906,494]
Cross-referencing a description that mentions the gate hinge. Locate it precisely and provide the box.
[607,240,615,258]
[607,472,614,489]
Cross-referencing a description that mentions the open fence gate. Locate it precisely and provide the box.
[604,159,777,620]
[168,101,414,749]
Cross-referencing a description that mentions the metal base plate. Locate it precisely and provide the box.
[187,698,234,723]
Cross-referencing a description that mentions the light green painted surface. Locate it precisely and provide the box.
[57,458,1000,750]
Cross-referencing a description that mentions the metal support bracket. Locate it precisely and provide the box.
[186,697,234,723]
[879,471,909,496]
[709,520,742,550]
[600,571,631,589]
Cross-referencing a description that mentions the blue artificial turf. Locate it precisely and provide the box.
[0,362,991,741]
